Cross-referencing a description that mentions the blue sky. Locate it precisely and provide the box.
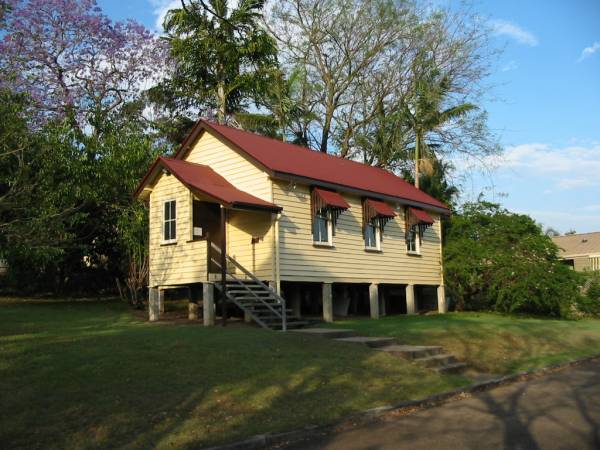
[98,0,600,233]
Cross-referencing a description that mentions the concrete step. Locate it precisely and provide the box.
[434,361,468,374]
[335,336,396,348]
[414,353,457,368]
[376,345,443,360]
[291,328,356,339]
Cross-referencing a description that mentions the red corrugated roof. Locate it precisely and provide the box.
[313,187,350,210]
[178,120,449,212]
[135,157,281,212]
[365,199,396,218]
[409,207,434,225]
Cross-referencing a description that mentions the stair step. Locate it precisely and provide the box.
[414,353,457,368]
[376,345,443,360]
[334,336,395,348]
[291,328,356,339]
[434,362,468,374]
[227,289,274,297]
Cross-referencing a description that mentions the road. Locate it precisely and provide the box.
[282,359,600,450]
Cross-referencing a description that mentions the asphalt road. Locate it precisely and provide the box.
[282,359,600,450]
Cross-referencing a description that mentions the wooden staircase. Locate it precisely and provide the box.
[210,243,306,331]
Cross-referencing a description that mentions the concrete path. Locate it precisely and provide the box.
[280,359,600,450]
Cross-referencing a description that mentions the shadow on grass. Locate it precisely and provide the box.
[0,301,467,450]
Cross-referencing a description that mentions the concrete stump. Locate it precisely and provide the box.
[322,283,333,323]
[203,283,215,326]
[369,283,380,319]
[406,284,416,315]
[149,288,159,322]
[437,285,447,314]
[158,289,165,314]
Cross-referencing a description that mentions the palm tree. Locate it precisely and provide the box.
[402,53,476,189]
[163,0,278,124]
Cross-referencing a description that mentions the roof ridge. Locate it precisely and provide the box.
[553,232,600,238]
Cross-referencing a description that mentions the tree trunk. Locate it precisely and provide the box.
[415,131,421,189]
[217,80,226,124]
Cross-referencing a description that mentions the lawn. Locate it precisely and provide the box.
[323,312,600,374]
[0,299,466,450]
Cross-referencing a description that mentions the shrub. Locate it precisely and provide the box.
[444,201,582,317]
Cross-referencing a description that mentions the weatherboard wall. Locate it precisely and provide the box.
[273,180,443,285]
[148,174,207,287]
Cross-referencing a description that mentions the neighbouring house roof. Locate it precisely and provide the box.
[134,157,282,212]
[551,232,600,257]
[175,120,450,214]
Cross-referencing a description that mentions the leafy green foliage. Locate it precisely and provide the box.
[0,89,160,294]
[161,0,278,123]
[444,201,582,317]
[402,51,477,188]
[577,271,600,316]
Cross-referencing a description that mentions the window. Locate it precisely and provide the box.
[312,209,332,245]
[407,224,420,254]
[364,222,381,251]
[163,199,176,243]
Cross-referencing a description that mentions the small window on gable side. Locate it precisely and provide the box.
[163,199,177,243]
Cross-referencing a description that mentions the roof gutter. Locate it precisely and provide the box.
[271,172,451,216]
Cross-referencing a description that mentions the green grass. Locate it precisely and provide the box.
[322,312,600,373]
[0,299,466,450]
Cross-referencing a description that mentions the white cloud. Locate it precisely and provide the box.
[489,19,538,47]
[486,142,600,191]
[148,0,180,32]
[501,60,518,72]
[577,42,600,62]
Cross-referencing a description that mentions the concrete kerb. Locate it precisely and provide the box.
[201,354,600,450]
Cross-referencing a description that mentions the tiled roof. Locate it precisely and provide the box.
[551,232,600,257]
[176,120,450,213]
[135,157,281,212]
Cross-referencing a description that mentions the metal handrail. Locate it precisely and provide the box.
[209,245,287,331]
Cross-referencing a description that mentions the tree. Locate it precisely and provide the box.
[268,0,500,166]
[402,52,476,188]
[545,227,560,237]
[0,0,166,133]
[406,158,459,209]
[268,0,409,153]
[161,0,278,124]
[444,201,582,317]
[1,97,160,294]
[565,230,577,235]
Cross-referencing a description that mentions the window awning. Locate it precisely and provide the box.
[311,188,349,234]
[406,207,435,240]
[408,207,434,225]
[312,187,350,210]
[364,199,396,219]
[363,199,396,236]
